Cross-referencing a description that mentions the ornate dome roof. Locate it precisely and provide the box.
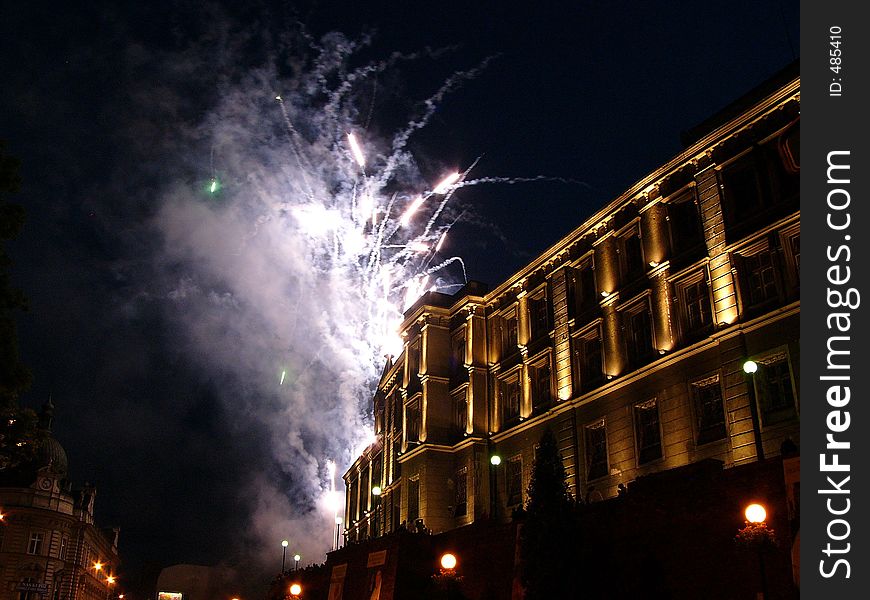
[37,435,69,476]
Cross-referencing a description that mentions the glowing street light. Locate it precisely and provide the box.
[745,503,767,523]
[93,561,103,572]
[289,583,302,597]
[294,553,301,570]
[743,360,758,374]
[490,455,501,466]
[440,553,457,571]
[281,539,289,573]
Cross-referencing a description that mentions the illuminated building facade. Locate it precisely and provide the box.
[344,69,800,546]
[0,401,120,600]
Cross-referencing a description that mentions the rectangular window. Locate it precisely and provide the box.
[450,333,466,381]
[528,293,549,341]
[668,191,703,255]
[634,399,662,465]
[406,400,421,443]
[501,313,519,357]
[530,359,552,410]
[677,274,713,337]
[625,306,653,366]
[585,420,608,480]
[408,478,420,523]
[28,532,44,555]
[620,229,644,280]
[567,262,597,317]
[453,391,468,434]
[692,376,726,444]
[60,536,68,560]
[407,342,421,393]
[573,331,603,393]
[500,377,521,422]
[506,456,523,506]
[755,354,798,425]
[360,469,370,514]
[722,157,765,226]
[454,467,468,517]
[745,250,778,307]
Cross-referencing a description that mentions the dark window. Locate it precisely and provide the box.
[626,308,653,366]
[450,334,466,379]
[585,421,608,480]
[27,532,43,555]
[407,343,421,393]
[745,250,778,307]
[668,193,704,254]
[756,356,797,425]
[530,360,552,410]
[693,378,726,444]
[567,264,598,317]
[621,231,644,280]
[454,467,468,517]
[574,333,603,393]
[501,378,521,422]
[349,480,358,522]
[529,294,549,340]
[408,478,420,523]
[634,400,662,465]
[722,158,764,225]
[454,392,468,433]
[506,456,523,506]
[683,278,712,334]
[360,469,370,513]
[406,400,421,443]
[392,395,401,432]
[501,314,518,357]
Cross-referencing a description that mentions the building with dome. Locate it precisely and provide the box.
[0,401,120,600]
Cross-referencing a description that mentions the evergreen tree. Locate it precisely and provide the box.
[0,141,40,471]
[519,427,578,599]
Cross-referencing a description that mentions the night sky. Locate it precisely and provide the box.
[0,0,798,596]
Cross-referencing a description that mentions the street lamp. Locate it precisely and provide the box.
[289,583,302,598]
[371,486,382,537]
[281,540,289,573]
[440,553,457,571]
[736,502,776,600]
[294,554,301,571]
[490,454,501,520]
[742,358,765,461]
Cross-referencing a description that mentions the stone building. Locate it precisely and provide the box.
[343,65,800,547]
[0,401,120,600]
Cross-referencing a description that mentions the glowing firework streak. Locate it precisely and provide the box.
[347,132,366,168]
[399,196,425,227]
[436,231,447,252]
[433,172,460,194]
[280,370,286,385]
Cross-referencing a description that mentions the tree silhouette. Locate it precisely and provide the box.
[0,141,40,471]
[519,427,578,599]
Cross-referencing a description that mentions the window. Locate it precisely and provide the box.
[28,532,44,555]
[407,342,421,393]
[585,420,608,480]
[360,469,370,513]
[573,328,603,393]
[675,272,713,339]
[624,303,654,366]
[528,292,549,341]
[667,191,704,255]
[754,353,798,426]
[744,250,778,307]
[567,262,597,317]
[59,536,68,561]
[453,391,468,434]
[692,375,726,444]
[391,394,401,432]
[634,399,662,465]
[406,400,421,443]
[408,478,420,523]
[454,467,468,517]
[501,312,519,357]
[450,333,466,381]
[619,228,644,281]
[721,155,765,226]
[500,376,521,423]
[506,456,523,506]
[530,358,552,410]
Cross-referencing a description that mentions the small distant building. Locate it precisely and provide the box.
[155,564,238,600]
[0,400,120,600]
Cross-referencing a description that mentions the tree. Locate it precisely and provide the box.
[0,141,40,471]
[519,427,578,599]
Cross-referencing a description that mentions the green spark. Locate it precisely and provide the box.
[209,178,219,194]
[280,369,286,385]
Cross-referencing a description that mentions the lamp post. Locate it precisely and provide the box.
[435,553,461,600]
[489,454,501,520]
[294,554,301,571]
[742,357,765,461]
[281,540,289,574]
[289,583,302,598]
[105,575,116,600]
[371,486,382,537]
[736,502,776,600]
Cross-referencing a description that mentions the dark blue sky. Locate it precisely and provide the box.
[0,0,798,595]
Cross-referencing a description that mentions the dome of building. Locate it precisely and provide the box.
[37,435,69,476]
